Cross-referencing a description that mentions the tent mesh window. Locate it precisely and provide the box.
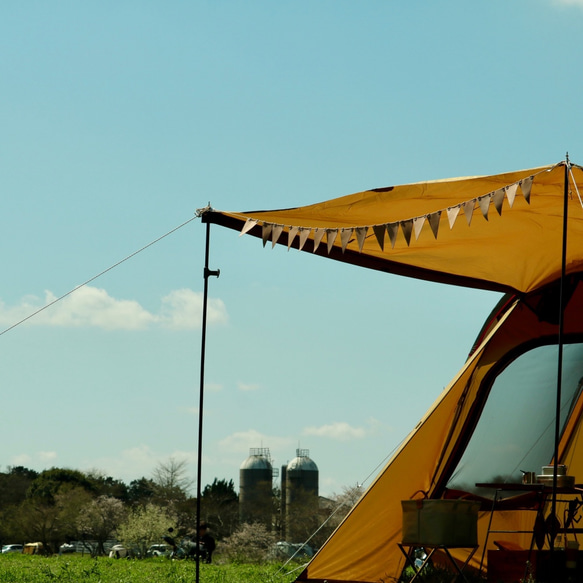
[446,341,583,497]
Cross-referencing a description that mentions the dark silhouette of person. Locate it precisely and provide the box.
[198,521,216,564]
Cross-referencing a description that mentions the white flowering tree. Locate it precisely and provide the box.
[117,503,176,558]
[76,495,127,556]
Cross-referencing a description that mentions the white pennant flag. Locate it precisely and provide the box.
[271,224,284,248]
[240,218,259,236]
[413,216,425,240]
[478,194,491,220]
[340,228,353,253]
[326,229,338,254]
[520,176,534,203]
[387,223,399,248]
[447,206,460,229]
[288,226,299,250]
[298,228,311,251]
[313,228,325,253]
[463,200,475,226]
[492,189,505,215]
[355,227,368,252]
[506,183,518,208]
[262,223,273,247]
[428,211,441,239]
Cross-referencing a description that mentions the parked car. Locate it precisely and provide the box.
[268,541,313,561]
[1,544,23,554]
[146,544,169,557]
[109,544,130,559]
[23,542,43,555]
[59,543,75,554]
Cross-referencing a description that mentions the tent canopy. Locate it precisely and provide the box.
[202,161,583,294]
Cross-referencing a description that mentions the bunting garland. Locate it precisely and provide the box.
[239,171,543,255]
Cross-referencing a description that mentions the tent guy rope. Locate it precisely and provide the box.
[0,215,198,338]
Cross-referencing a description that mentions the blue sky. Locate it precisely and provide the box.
[1,0,582,497]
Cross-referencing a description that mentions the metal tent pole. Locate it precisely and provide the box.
[196,219,219,583]
[549,156,570,580]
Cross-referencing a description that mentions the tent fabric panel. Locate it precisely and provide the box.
[439,282,583,570]
[203,163,583,294]
[300,280,583,582]
[299,326,501,582]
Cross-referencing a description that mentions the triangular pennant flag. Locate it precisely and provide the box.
[387,223,399,248]
[428,211,441,239]
[400,219,413,246]
[413,216,425,240]
[340,228,353,253]
[463,200,475,226]
[447,206,461,229]
[313,228,325,253]
[240,218,258,236]
[271,224,284,248]
[288,226,299,250]
[506,183,518,208]
[492,188,505,215]
[355,227,368,252]
[262,223,273,247]
[373,224,386,251]
[520,176,534,203]
[326,229,338,254]
[478,194,491,220]
[298,228,311,251]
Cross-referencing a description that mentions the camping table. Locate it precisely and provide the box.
[474,482,583,574]
[397,543,478,583]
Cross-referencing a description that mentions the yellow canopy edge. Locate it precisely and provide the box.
[203,162,583,294]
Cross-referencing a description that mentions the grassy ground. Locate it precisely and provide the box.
[0,554,493,582]
[0,554,301,583]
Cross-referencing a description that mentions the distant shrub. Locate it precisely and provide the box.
[218,522,277,563]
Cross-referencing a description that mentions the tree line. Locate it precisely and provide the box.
[0,458,238,555]
[0,459,363,559]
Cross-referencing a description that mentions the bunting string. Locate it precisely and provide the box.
[235,165,565,255]
[569,164,583,212]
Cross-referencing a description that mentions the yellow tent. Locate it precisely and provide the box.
[202,160,583,582]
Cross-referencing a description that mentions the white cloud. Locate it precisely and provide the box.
[364,417,391,436]
[159,289,228,329]
[43,287,156,329]
[38,451,58,462]
[237,381,260,392]
[0,286,228,331]
[302,421,366,441]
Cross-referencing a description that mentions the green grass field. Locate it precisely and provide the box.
[0,554,301,583]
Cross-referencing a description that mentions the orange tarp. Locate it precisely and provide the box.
[203,162,583,294]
